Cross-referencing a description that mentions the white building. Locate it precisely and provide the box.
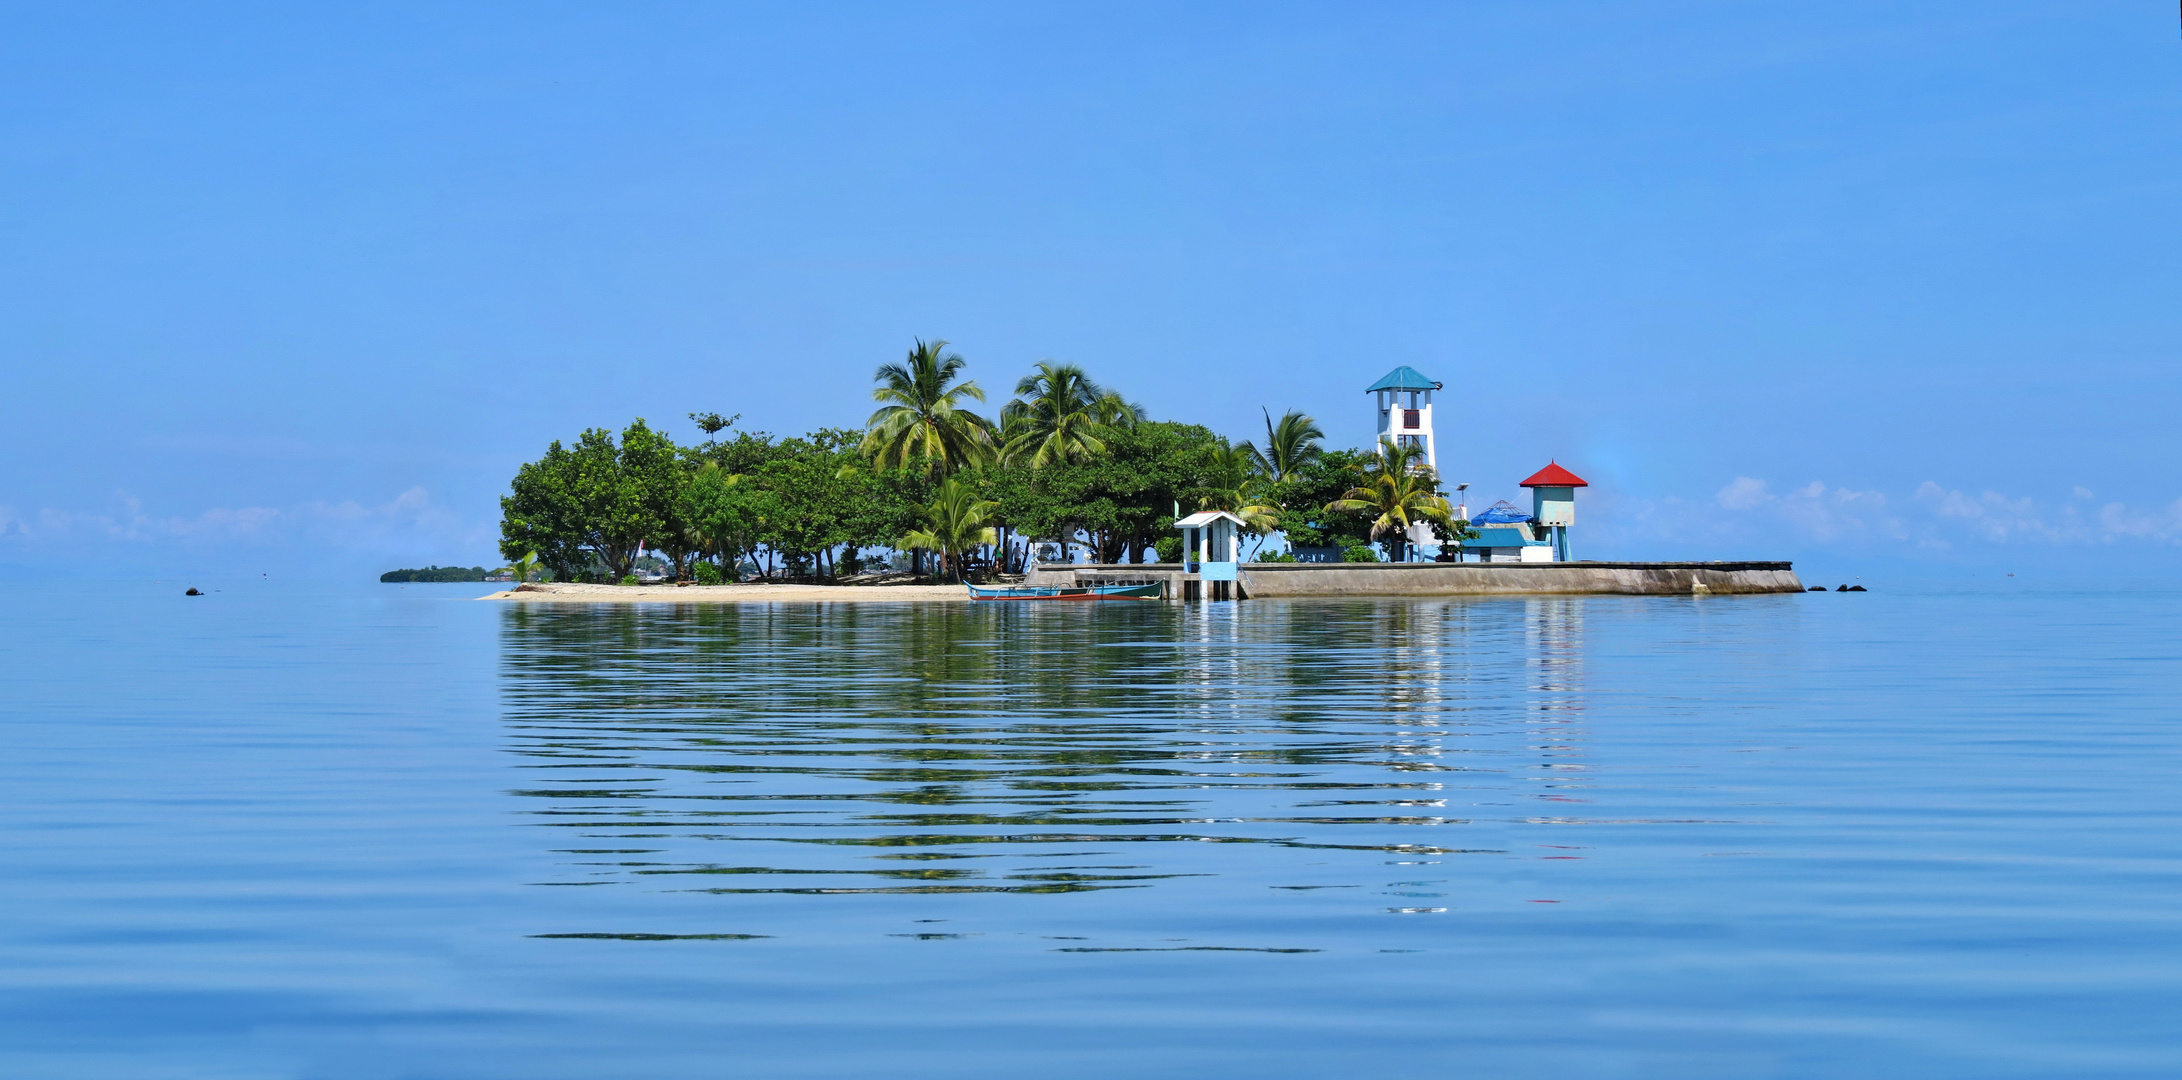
[1366,366,1444,555]
[1367,365,1440,473]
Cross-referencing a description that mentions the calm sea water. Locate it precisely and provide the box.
[2,577,2178,1078]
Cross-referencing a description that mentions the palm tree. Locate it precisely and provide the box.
[899,478,1000,583]
[1197,441,1281,536]
[495,550,544,585]
[1326,438,1456,562]
[861,339,996,478]
[1000,362,1144,468]
[1241,408,1323,481]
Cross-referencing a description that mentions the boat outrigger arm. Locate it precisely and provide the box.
[965,582,1164,601]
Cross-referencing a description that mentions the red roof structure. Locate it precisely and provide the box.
[1519,461,1588,488]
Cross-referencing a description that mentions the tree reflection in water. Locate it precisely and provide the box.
[497,598,1584,900]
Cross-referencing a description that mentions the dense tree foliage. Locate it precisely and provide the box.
[900,478,999,582]
[1329,440,1459,563]
[1000,362,1142,468]
[380,566,490,582]
[498,420,680,582]
[496,340,1471,583]
[1260,447,1378,552]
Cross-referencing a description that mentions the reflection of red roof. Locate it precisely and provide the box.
[1519,461,1588,488]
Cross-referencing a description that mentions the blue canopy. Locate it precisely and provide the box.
[1471,501,1531,524]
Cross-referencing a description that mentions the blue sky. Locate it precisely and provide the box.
[1,2,2176,578]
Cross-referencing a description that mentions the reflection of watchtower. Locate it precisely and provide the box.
[1520,462,1588,562]
[1367,366,1441,472]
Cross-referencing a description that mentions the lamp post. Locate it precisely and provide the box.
[1454,483,1469,562]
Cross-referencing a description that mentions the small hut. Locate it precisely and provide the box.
[1455,501,1552,562]
[1174,510,1249,600]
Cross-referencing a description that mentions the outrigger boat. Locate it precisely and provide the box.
[966,581,1164,602]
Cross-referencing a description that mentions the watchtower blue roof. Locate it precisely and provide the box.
[1365,365,1440,393]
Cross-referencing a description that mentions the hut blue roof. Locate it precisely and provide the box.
[1365,366,1440,393]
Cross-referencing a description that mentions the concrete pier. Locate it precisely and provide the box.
[1024,561,1803,598]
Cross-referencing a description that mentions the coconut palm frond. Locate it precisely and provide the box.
[1326,439,1454,558]
[898,478,1001,582]
[859,338,996,478]
[1194,441,1281,533]
[1001,362,1136,468]
[1246,408,1324,481]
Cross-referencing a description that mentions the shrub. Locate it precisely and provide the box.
[1342,544,1379,563]
[1254,550,1297,563]
[1153,536,1183,563]
[619,573,641,586]
[691,560,724,585]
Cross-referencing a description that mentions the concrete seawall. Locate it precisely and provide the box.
[1025,561,1803,597]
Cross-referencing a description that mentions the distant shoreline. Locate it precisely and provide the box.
[480,581,967,603]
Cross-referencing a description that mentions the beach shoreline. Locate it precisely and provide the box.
[479,581,969,603]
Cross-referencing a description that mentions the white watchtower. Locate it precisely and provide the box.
[1367,366,1441,473]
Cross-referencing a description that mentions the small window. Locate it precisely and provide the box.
[1403,409,1421,428]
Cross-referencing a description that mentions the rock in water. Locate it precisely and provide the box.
[1848,585,1867,592]
[1808,586,1826,591]
[1837,585,1849,591]
[185,587,202,596]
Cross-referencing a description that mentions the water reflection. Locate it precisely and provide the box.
[498,599,1588,901]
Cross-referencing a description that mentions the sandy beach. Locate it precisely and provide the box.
[478,581,969,603]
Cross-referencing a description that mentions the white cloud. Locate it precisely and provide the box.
[1909,482,2059,543]
[0,487,492,558]
[13,495,285,544]
[1708,476,2182,549]
[1714,476,1771,511]
[293,486,489,548]
[1712,477,1902,542]
[2094,498,2182,541]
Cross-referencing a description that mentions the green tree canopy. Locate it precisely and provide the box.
[1325,439,1456,562]
[987,420,1226,563]
[680,464,772,579]
[1263,447,1376,552]
[1195,440,1280,536]
[900,478,999,583]
[860,339,995,478]
[1000,361,1143,468]
[499,419,683,581]
[1242,408,1324,482]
